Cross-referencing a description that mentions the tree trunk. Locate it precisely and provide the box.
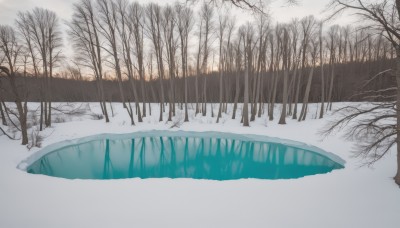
[299,66,315,121]
[195,24,202,115]
[232,70,240,119]
[184,73,189,122]
[159,77,164,122]
[251,70,261,121]
[269,70,278,121]
[40,99,43,130]
[243,64,249,126]
[287,67,297,116]
[216,68,223,123]
[217,32,224,123]
[395,48,400,186]
[8,73,28,145]
[327,56,335,111]
[195,70,200,114]
[319,61,325,119]
[279,69,289,124]
[125,100,134,125]
[202,76,207,116]
[0,99,6,125]
[21,102,28,145]
[257,69,264,118]
[141,80,146,117]
[47,78,52,127]
[99,79,109,123]
[243,40,250,127]
[319,25,325,119]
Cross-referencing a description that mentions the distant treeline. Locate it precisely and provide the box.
[1,59,394,103]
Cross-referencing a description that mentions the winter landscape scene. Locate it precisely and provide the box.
[0,0,399,227]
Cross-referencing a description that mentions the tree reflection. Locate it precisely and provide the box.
[128,138,135,178]
[102,139,111,179]
[28,136,344,180]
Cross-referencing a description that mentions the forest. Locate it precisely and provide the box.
[0,0,398,175]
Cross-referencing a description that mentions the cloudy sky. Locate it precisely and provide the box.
[0,0,354,62]
[0,0,353,25]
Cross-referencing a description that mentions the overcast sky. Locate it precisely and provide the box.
[0,0,353,26]
[0,0,354,65]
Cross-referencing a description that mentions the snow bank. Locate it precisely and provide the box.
[0,102,399,228]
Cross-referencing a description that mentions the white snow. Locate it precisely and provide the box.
[0,102,399,228]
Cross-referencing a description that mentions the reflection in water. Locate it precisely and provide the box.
[28,136,344,180]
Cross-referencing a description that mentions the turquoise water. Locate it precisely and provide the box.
[27,132,344,180]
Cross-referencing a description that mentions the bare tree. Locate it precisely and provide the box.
[251,14,269,121]
[195,18,203,115]
[319,22,325,119]
[162,5,178,122]
[0,25,28,145]
[0,86,6,125]
[116,0,142,124]
[232,34,242,120]
[287,18,300,117]
[24,8,62,127]
[278,27,290,124]
[146,3,165,122]
[216,13,228,123]
[267,32,275,121]
[129,2,147,118]
[293,16,315,119]
[97,0,127,110]
[326,25,339,112]
[175,4,194,122]
[199,3,214,117]
[224,17,236,114]
[68,0,110,123]
[15,12,43,129]
[327,0,400,186]
[242,23,254,127]
[299,32,318,121]
[268,26,282,121]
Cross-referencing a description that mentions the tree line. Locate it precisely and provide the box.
[0,0,397,144]
[0,57,394,102]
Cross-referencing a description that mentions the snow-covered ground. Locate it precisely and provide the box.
[0,102,399,228]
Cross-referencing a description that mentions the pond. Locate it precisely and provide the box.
[20,131,345,180]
